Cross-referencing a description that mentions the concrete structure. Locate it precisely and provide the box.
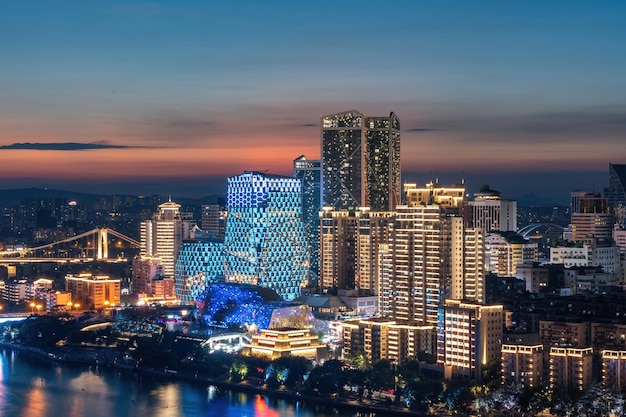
[602,350,626,392]
[65,273,120,310]
[467,185,517,232]
[319,207,393,293]
[515,263,549,293]
[485,232,538,277]
[549,347,593,392]
[385,206,485,325]
[437,300,503,380]
[140,199,192,278]
[342,318,435,365]
[321,110,401,211]
[224,172,309,301]
[404,181,465,208]
[501,344,544,388]
[539,321,589,350]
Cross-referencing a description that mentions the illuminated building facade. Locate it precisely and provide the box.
[342,318,435,365]
[404,181,465,208]
[501,344,544,388]
[173,237,224,304]
[321,110,400,211]
[196,283,315,331]
[485,232,538,277]
[243,328,326,361]
[549,347,593,392]
[467,185,517,232]
[132,257,164,296]
[602,350,626,391]
[223,172,309,301]
[294,155,322,282]
[319,207,393,294]
[437,300,503,380]
[140,199,192,278]
[65,273,120,310]
[385,206,485,325]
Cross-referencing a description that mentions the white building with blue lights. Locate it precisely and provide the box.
[224,172,310,301]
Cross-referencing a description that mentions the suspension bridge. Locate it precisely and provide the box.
[0,228,140,263]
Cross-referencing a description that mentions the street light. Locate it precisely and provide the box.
[36,304,42,314]
[30,302,36,314]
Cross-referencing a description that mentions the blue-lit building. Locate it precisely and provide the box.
[294,155,322,285]
[224,171,309,301]
[195,282,314,331]
[174,236,225,304]
[609,163,626,214]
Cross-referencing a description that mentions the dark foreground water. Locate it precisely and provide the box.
[0,349,370,417]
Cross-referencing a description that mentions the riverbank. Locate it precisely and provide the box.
[0,341,426,416]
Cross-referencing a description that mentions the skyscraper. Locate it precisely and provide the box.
[609,163,626,214]
[467,185,517,232]
[321,110,400,211]
[293,155,322,283]
[140,199,192,279]
[223,172,309,301]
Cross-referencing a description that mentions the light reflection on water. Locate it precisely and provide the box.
[0,349,370,417]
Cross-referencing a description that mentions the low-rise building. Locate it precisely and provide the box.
[549,347,593,392]
[501,344,544,388]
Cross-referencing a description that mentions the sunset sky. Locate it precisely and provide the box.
[1,1,625,204]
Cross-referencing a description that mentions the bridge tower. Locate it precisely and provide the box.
[97,228,108,260]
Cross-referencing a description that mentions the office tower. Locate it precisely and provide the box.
[201,203,226,237]
[467,185,517,232]
[321,110,400,211]
[549,347,593,392]
[609,163,626,214]
[404,181,466,208]
[140,199,192,279]
[223,172,309,301]
[571,193,614,242]
[437,300,503,380]
[501,344,544,388]
[174,237,225,304]
[294,155,323,282]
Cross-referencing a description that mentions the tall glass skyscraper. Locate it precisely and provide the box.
[224,172,309,301]
[609,163,626,215]
[294,155,322,284]
[321,110,400,211]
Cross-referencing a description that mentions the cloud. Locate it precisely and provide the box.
[404,128,437,132]
[0,142,134,151]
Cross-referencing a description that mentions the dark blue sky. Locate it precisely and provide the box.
[1,1,625,204]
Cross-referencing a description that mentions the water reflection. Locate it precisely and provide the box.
[0,349,367,417]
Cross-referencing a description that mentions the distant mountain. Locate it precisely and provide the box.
[0,188,224,207]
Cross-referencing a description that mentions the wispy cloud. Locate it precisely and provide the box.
[0,142,133,151]
[404,128,437,132]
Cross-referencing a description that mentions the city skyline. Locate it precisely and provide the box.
[1,1,625,204]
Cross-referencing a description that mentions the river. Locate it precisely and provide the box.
[0,349,373,417]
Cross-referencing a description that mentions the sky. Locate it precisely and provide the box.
[1,1,625,204]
